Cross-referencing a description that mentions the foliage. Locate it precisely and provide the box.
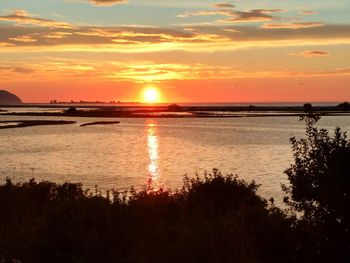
[167,103,182,111]
[337,102,350,111]
[283,114,350,262]
[303,103,313,112]
[0,171,294,263]
[65,107,78,114]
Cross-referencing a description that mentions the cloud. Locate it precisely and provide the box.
[12,9,29,16]
[0,65,35,74]
[294,68,350,77]
[289,50,329,57]
[43,32,73,39]
[176,10,230,18]
[85,0,128,6]
[2,58,350,85]
[261,22,324,29]
[1,15,350,51]
[300,10,318,15]
[0,59,241,82]
[0,9,74,29]
[0,24,233,51]
[2,9,340,52]
[214,3,235,9]
[9,35,37,43]
[177,8,284,23]
[218,9,284,23]
[0,41,14,47]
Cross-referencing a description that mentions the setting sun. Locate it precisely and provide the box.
[143,87,161,103]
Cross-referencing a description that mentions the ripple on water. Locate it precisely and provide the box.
[1,116,349,205]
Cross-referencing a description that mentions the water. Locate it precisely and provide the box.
[1,115,349,203]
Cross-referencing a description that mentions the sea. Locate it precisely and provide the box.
[0,104,349,204]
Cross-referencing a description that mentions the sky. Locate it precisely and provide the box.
[0,0,350,103]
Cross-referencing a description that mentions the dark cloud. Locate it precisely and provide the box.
[214,3,235,9]
[289,50,329,57]
[305,51,329,56]
[219,9,284,23]
[190,24,350,43]
[177,8,284,23]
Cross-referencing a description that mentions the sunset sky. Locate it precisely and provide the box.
[1,0,350,103]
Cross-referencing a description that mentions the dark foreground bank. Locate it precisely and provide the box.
[1,115,349,263]
[0,173,294,263]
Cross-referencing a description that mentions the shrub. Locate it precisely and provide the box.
[303,103,312,112]
[337,102,350,111]
[283,114,350,262]
[65,107,78,114]
[0,171,295,263]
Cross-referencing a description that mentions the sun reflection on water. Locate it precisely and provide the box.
[146,120,160,189]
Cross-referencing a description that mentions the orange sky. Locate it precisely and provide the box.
[1,0,350,103]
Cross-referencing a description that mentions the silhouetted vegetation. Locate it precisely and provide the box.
[65,107,78,115]
[248,104,256,111]
[0,171,295,263]
[167,103,182,111]
[337,102,350,111]
[303,103,312,112]
[283,114,350,262]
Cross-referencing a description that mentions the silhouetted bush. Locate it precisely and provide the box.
[65,107,78,114]
[0,171,295,263]
[248,105,256,111]
[337,102,350,111]
[167,103,182,111]
[303,103,312,112]
[283,114,350,262]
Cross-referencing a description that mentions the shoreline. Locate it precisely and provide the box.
[0,103,350,122]
[1,111,350,118]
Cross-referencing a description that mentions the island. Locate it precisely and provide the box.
[80,121,120,127]
[0,120,76,129]
[0,90,22,105]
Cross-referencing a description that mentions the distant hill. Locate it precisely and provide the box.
[0,90,22,104]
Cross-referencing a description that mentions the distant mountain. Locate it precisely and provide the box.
[0,90,22,104]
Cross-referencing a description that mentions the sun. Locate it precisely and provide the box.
[143,87,161,103]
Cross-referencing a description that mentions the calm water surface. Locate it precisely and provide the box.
[1,115,349,203]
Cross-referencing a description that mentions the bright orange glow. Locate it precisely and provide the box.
[142,87,161,103]
[146,120,160,190]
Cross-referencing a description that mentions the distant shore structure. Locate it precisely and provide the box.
[0,90,22,105]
